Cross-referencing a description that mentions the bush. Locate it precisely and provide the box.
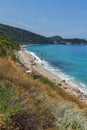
[10,53,16,61]
[0,81,23,129]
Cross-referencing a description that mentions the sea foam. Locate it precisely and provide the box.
[25,48,87,94]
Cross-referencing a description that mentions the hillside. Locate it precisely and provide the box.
[0,51,87,129]
[0,23,87,45]
[0,39,18,57]
[0,28,87,129]
[49,36,87,44]
[48,35,63,43]
[0,23,52,44]
[63,38,87,44]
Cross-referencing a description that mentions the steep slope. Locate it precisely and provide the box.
[0,40,18,56]
[0,57,87,130]
[0,23,52,44]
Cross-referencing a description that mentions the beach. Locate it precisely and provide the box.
[17,46,87,103]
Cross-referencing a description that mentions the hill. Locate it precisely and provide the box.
[63,38,87,44]
[0,23,52,44]
[0,24,87,129]
[48,35,63,43]
[0,53,87,129]
[49,36,87,44]
[0,23,87,45]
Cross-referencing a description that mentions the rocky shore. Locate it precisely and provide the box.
[17,46,87,104]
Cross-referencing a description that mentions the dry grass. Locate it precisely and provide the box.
[0,57,87,129]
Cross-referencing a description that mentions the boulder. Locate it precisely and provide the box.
[26,70,32,74]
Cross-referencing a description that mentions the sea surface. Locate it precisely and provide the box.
[25,44,87,93]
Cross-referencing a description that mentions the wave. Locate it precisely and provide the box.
[24,49,42,64]
[25,48,87,94]
[42,60,87,94]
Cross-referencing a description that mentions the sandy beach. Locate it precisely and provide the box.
[17,46,87,103]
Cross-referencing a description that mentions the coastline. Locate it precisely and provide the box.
[17,45,87,104]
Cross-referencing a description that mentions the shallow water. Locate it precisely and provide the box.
[26,44,87,92]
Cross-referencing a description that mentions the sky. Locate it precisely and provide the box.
[0,0,87,39]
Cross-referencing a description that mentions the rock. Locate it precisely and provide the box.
[84,94,87,98]
[72,88,80,93]
[64,86,68,89]
[26,70,32,74]
[31,63,36,65]
[58,83,62,86]
[62,80,65,83]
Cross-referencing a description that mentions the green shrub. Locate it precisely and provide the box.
[10,53,16,60]
[0,39,18,57]
[50,103,87,130]
[0,81,23,129]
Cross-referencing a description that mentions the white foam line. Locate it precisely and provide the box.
[25,48,87,94]
[25,49,42,64]
[43,60,87,94]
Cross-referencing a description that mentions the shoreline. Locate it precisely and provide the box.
[17,46,87,104]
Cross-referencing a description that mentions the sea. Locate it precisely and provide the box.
[25,44,87,93]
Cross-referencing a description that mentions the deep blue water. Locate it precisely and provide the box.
[26,44,87,90]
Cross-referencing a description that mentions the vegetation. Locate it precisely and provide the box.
[0,23,52,44]
[0,39,18,59]
[49,36,87,44]
[0,81,22,129]
[0,23,87,45]
[0,58,87,129]
[48,35,63,43]
[63,38,87,44]
[0,23,87,129]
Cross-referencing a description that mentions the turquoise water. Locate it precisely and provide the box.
[26,44,87,91]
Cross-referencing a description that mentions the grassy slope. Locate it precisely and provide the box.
[0,39,18,57]
[0,33,87,129]
[0,57,87,130]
